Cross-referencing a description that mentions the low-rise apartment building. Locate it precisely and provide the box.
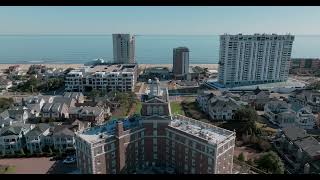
[65,64,138,93]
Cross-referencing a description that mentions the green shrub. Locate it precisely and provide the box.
[238,152,245,161]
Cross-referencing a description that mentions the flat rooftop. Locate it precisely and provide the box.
[77,117,141,144]
[88,64,137,73]
[206,78,306,91]
[169,115,235,145]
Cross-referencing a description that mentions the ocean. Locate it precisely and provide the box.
[0,35,319,64]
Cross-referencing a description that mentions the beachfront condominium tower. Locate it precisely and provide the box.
[113,34,135,64]
[218,34,295,87]
[173,47,189,79]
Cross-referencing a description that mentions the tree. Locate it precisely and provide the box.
[238,152,245,161]
[233,107,259,136]
[0,98,14,113]
[89,89,101,101]
[256,151,285,174]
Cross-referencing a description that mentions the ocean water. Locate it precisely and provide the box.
[0,35,319,64]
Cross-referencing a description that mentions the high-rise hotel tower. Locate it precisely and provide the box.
[113,34,136,64]
[173,47,189,79]
[218,34,294,87]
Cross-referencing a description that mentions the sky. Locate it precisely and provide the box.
[0,6,320,35]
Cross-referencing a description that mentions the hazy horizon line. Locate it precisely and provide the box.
[0,33,320,36]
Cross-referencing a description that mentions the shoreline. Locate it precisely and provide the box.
[0,63,219,71]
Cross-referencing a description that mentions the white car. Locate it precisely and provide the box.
[63,157,76,164]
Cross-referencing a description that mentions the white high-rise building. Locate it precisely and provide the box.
[113,34,135,64]
[218,34,294,87]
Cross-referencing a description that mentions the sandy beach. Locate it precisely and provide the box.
[0,63,218,71]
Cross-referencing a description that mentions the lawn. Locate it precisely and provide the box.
[170,102,185,115]
[134,102,142,115]
[0,165,16,174]
[181,101,211,123]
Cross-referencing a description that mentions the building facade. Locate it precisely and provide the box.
[173,47,189,79]
[65,64,138,93]
[218,34,295,87]
[75,80,236,174]
[113,34,135,64]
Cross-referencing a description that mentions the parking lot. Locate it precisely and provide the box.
[0,157,77,174]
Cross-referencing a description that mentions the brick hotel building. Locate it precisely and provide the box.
[75,79,236,174]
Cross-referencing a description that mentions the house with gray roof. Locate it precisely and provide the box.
[25,123,52,154]
[52,96,76,108]
[273,126,320,174]
[51,125,75,152]
[0,123,34,155]
[289,89,320,113]
[69,106,105,125]
[207,96,244,121]
[239,87,270,110]
[264,100,317,129]
[0,106,30,125]
[41,102,69,120]
[63,92,84,103]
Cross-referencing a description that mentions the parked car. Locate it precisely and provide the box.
[63,157,76,164]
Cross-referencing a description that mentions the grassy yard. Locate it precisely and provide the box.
[134,102,142,115]
[0,165,16,174]
[170,102,185,115]
[181,101,211,123]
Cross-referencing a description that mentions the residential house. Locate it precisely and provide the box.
[75,100,111,117]
[273,126,320,174]
[264,100,295,127]
[239,87,270,110]
[264,100,318,129]
[51,125,75,153]
[289,89,320,113]
[0,123,34,155]
[196,90,222,113]
[25,123,52,154]
[63,92,85,104]
[296,108,317,130]
[41,103,69,120]
[69,106,105,125]
[1,107,30,124]
[70,120,91,133]
[207,96,243,121]
[0,78,12,91]
[52,96,76,108]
